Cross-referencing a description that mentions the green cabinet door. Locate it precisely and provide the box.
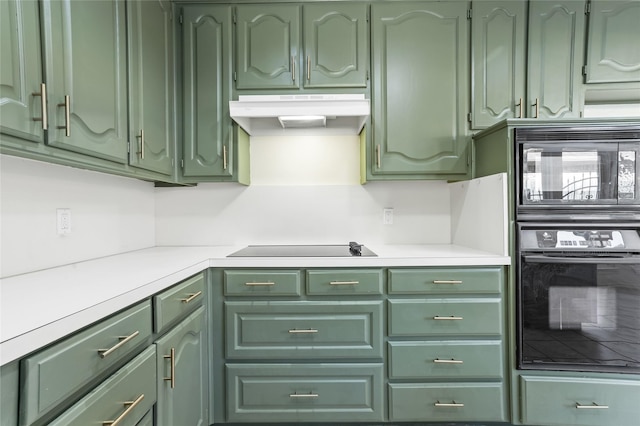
[181,5,234,179]
[235,5,301,89]
[155,306,208,426]
[302,3,368,88]
[0,0,44,144]
[371,2,469,177]
[527,1,585,119]
[585,0,640,83]
[127,0,174,176]
[471,1,526,129]
[41,0,128,163]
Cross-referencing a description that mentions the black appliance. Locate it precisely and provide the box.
[227,242,377,257]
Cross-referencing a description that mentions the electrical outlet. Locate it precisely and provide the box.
[57,208,71,235]
[383,208,394,225]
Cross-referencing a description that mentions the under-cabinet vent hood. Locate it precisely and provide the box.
[229,94,370,136]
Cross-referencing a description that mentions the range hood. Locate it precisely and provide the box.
[229,94,370,136]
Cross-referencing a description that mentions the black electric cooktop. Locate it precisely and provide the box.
[228,242,377,257]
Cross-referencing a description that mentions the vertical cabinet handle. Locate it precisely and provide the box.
[375,144,381,168]
[136,129,145,159]
[101,394,145,425]
[532,98,539,118]
[32,83,48,130]
[57,95,70,136]
[164,347,175,389]
[291,56,296,82]
[223,145,228,170]
[515,97,523,118]
[307,56,311,81]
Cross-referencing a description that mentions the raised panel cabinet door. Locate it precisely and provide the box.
[0,0,45,144]
[41,0,128,163]
[471,1,526,129]
[235,5,301,89]
[155,307,208,426]
[371,2,469,176]
[585,0,640,83]
[303,3,368,88]
[527,0,585,119]
[127,0,174,176]
[181,5,233,178]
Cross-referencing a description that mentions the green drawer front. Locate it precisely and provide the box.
[226,301,383,359]
[154,272,205,333]
[389,383,506,422]
[49,345,156,426]
[388,340,503,379]
[388,267,502,294]
[306,269,384,295]
[227,363,384,422]
[521,376,640,426]
[21,301,152,425]
[224,270,301,296]
[388,298,502,336]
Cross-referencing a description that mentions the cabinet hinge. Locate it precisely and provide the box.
[179,14,183,25]
[467,112,472,122]
[467,8,472,20]
[582,65,587,76]
[181,159,184,169]
[585,1,591,15]
[233,12,236,24]
[127,142,130,153]
[366,70,370,81]
[233,71,237,81]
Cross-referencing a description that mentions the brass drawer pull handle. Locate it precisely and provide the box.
[180,291,202,303]
[291,56,296,82]
[432,280,462,284]
[329,280,359,285]
[98,330,140,358]
[576,402,609,409]
[223,145,228,170]
[290,392,319,398]
[532,98,539,118]
[307,56,311,81]
[435,400,464,407]
[375,144,381,168]
[164,347,176,388]
[102,394,144,425]
[515,97,523,118]
[245,282,275,286]
[136,129,145,159]
[288,328,318,334]
[57,95,70,136]
[32,83,48,130]
[433,358,464,364]
[433,316,463,320]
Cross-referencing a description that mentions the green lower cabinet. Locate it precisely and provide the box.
[389,382,506,422]
[0,362,19,426]
[520,375,640,426]
[226,363,384,422]
[155,306,208,426]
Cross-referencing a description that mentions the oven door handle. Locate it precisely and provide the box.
[523,254,640,264]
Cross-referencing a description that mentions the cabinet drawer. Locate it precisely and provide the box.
[388,340,503,379]
[306,269,383,295]
[227,363,384,422]
[388,298,502,336]
[21,301,152,425]
[388,267,502,294]
[389,383,506,422]
[154,272,205,333]
[521,376,640,426]
[225,301,383,359]
[49,345,156,426]
[224,270,301,296]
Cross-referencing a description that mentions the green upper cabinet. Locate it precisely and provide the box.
[41,0,128,163]
[471,1,526,128]
[127,0,174,176]
[180,4,234,179]
[585,0,640,83]
[0,0,44,145]
[371,2,469,177]
[527,0,585,119]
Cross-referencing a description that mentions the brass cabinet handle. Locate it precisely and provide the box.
[180,291,202,303]
[433,316,463,320]
[292,56,296,82]
[432,280,462,285]
[98,330,140,358]
[32,83,48,130]
[244,282,275,286]
[136,129,145,159]
[515,97,523,118]
[532,98,539,118]
[164,347,175,389]
[290,392,319,398]
[435,400,464,407]
[57,95,70,136]
[375,144,381,168]
[307,56,311,81]
[576,402,609,409]
[329,280,359,285]
[102,394,144,425]
[433,358,464,364]
[288,328,318,334]
[223,145,227,170]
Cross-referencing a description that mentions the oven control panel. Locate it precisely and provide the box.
[536,230,625,249]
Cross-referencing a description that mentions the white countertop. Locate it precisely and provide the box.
[0,244,510,366]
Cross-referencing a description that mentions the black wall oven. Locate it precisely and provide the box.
[515,125,640,374]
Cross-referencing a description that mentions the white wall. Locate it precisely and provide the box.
[0,155,156,278]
